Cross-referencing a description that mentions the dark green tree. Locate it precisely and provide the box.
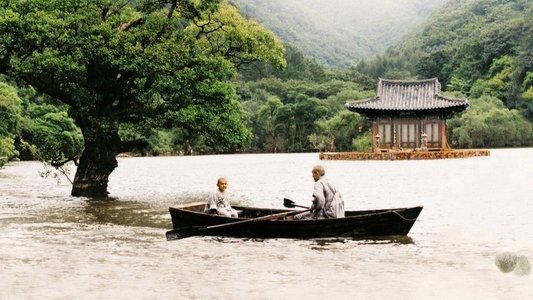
[255,96,285,152]
[314,110,365,152]
[0,0,284,197]
[448,96,533,148]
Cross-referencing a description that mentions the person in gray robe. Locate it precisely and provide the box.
[204,177,238,218]
[295,165,345,220]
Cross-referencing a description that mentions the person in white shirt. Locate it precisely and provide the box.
[204,177,238,218]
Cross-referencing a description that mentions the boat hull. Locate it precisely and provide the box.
[168,203,423,239]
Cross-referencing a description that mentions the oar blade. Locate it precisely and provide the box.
[166,230,189,241]
[283,198,296,208]
[166,230,182,241]
[166,226,204,241]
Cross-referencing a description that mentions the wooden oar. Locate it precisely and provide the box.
[283,198,309,209]
[166,207,310,241]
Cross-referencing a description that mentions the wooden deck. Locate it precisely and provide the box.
[319,149,490,160]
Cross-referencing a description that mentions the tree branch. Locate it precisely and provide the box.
[193,15,227,39]
[21,75,74,107]
[50,156,80,168]
[118,17,145,32]
[168,0,178,19]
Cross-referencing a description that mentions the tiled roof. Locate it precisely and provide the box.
[345,78,469,112]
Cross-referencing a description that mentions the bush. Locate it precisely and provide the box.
[449,96,533,148]
[353,132,372,152]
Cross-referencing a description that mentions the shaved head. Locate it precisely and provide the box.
[312,165,325,176]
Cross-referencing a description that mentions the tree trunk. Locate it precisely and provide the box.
[71,126,121,198]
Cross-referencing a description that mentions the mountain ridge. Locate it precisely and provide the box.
[229,0,447,67]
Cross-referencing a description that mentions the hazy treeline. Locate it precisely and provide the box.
[230,0,447,68]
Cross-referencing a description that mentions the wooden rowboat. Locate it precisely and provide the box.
[166,202,423,240]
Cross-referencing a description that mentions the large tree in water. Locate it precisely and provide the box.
[0,0,285,197]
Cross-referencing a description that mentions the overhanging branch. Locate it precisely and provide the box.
[21,75,75,107]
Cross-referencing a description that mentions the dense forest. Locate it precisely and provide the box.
[1,0,532,193]
[230,0,532,153]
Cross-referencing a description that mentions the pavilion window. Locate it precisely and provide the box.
[425,122,440,147]
[400,122,417,148]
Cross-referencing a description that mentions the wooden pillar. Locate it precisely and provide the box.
[371,121,377,152]
[441,119,447,149]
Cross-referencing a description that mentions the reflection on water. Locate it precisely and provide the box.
[1,149,533,299]
[311,235,415,247]
[82,200,170,229]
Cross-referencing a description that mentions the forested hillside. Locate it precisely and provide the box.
[229,0,447,67]
[235,0,532,151]
[357,0,532,110]
[356,0,532,146]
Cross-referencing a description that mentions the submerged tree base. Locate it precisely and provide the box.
[72,181,110,198]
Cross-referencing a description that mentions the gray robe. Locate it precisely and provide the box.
[295,176,345,220]
[312,177,345,219]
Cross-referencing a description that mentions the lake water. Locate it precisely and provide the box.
[1,149,532,299]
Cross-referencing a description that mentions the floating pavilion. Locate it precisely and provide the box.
[320,78,490,160]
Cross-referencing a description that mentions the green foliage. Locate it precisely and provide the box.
[0,82,22,166]
[245,93,331,152]
[146,130,179,156]
[17,99,84,165]
[448,96,533,148]
[0,0,288,196]
[239,44,329,82]
[357,0,533,138]
[0,84,84,166]
[353,132,373,152]
[236,57,375,153]
[484,55,515,100]
[254,96,284,152]
[359,0,532,95]
[315,111,365,152]
[190,1,286,70]
[6,0,532,166]
[308,133,330,152]
[0,0,284,158]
